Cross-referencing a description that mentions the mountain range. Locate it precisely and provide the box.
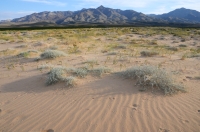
[1,6,200,26]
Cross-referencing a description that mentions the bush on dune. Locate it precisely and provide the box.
[46,67,76,87]
[121,65,186,95]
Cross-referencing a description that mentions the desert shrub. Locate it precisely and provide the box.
[149,40,158,45]
[117,44,127,49]
[40,50,66,59]
[167,47,179,51]
[38,64,55,70]
[63,76,77,87]
[107,52,117,55]
[187,53,200,58]
[194,76,200,80]
[46,67,66,85]
[49,45,58,50]
[73,68,88,78]
[46,67,77,86]
[91,67,111,76]
[121,65,185,95]
[179,44,187,47]
[140,50,159,57]
[172,40,179,43]
[18,52,29,58]
[15,44,28,48]
[17,50,38,57]
[84,60,98,68]
[68,45,81,54]
[181,39,186,42]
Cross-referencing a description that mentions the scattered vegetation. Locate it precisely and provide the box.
[43,65,111,86]
[1,27,198,94]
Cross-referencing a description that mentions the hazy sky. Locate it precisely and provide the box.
[1,0,200,20]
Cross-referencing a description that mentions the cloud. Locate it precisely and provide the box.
[21,0,67,6]
[0,11,36,20]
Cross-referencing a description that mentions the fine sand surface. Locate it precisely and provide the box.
[0,28,200,132]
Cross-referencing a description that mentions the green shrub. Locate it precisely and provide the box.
[121,65,185,95]
[40,50,66,59]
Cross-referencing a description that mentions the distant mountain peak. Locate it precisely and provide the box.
[150,8,200,23]
[97,5,106,9]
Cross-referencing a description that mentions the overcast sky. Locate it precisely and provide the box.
[1,0,200,20]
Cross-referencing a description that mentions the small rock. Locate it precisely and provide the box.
[198,110,200,112]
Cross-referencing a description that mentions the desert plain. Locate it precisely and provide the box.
[0,27,200,132]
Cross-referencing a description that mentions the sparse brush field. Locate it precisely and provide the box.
[0,27,200,132]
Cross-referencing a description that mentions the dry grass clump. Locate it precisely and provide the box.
[121,65,185,95]
[40,50,66,59]
[140,50,159,57]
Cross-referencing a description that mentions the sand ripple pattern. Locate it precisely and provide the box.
[0,74,200,132]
